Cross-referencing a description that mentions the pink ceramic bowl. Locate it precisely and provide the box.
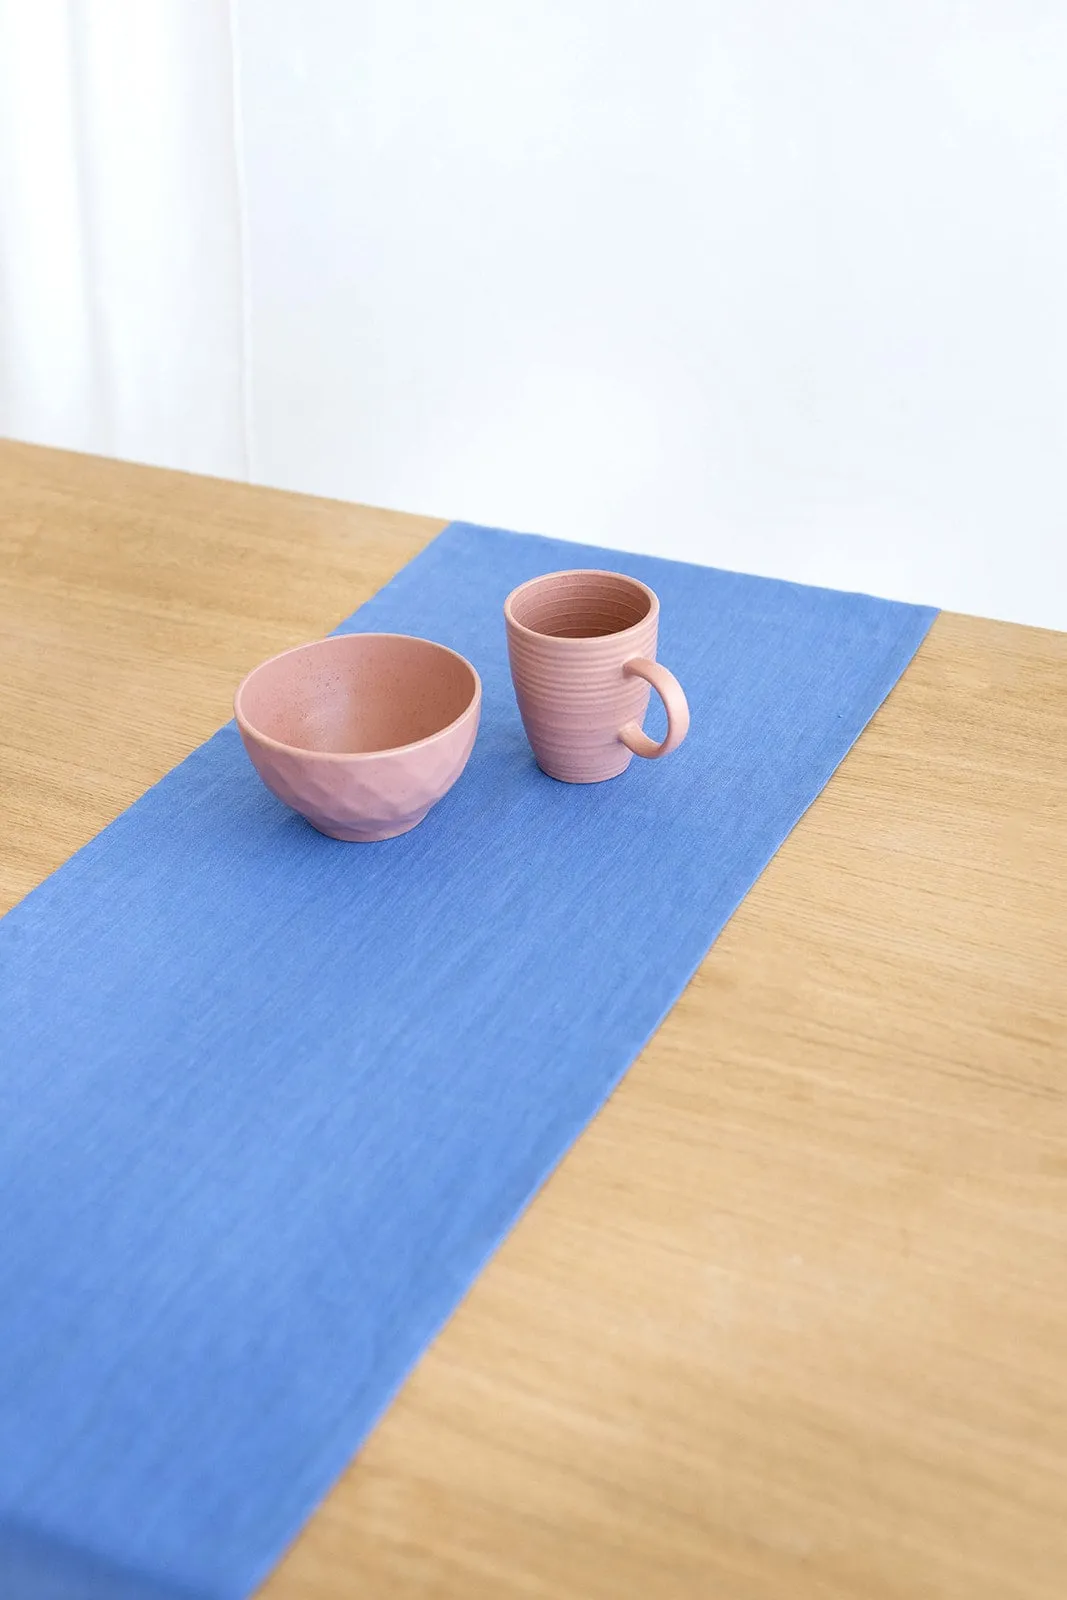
[234,633,481,841]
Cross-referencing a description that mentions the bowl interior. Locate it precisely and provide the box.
[238,635,477,755]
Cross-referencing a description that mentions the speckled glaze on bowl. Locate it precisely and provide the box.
[234,633,481,841]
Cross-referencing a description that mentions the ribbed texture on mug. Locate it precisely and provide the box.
[505,571,658,782]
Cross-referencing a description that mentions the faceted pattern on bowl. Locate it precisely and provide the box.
[234,633,482,842]
[240,716,479,841]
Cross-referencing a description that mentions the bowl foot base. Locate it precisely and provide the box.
[308,810,429,843]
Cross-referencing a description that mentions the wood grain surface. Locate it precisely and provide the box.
[2,439,1065,1600]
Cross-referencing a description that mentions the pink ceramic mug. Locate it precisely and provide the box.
[504,569,690,783]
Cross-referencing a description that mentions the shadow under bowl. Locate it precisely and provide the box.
[234,633,481,841]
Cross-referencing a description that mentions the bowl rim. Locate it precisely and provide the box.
[233,632,482,763]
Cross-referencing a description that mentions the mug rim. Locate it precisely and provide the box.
[503,568,659,645]
[233,632,482,763]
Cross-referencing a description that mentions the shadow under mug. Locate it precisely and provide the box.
[504,569,690,783]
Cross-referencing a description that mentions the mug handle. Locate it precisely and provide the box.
[619,658,690,760]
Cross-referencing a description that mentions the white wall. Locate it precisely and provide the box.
[237,0,1067,627]
[3,2,1067,627]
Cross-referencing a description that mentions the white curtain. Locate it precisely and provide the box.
[0,0,247,477]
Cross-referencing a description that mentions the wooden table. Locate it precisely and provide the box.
[2,438,1065,1600]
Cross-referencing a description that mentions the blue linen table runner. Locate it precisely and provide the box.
[0,523,937,1597]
